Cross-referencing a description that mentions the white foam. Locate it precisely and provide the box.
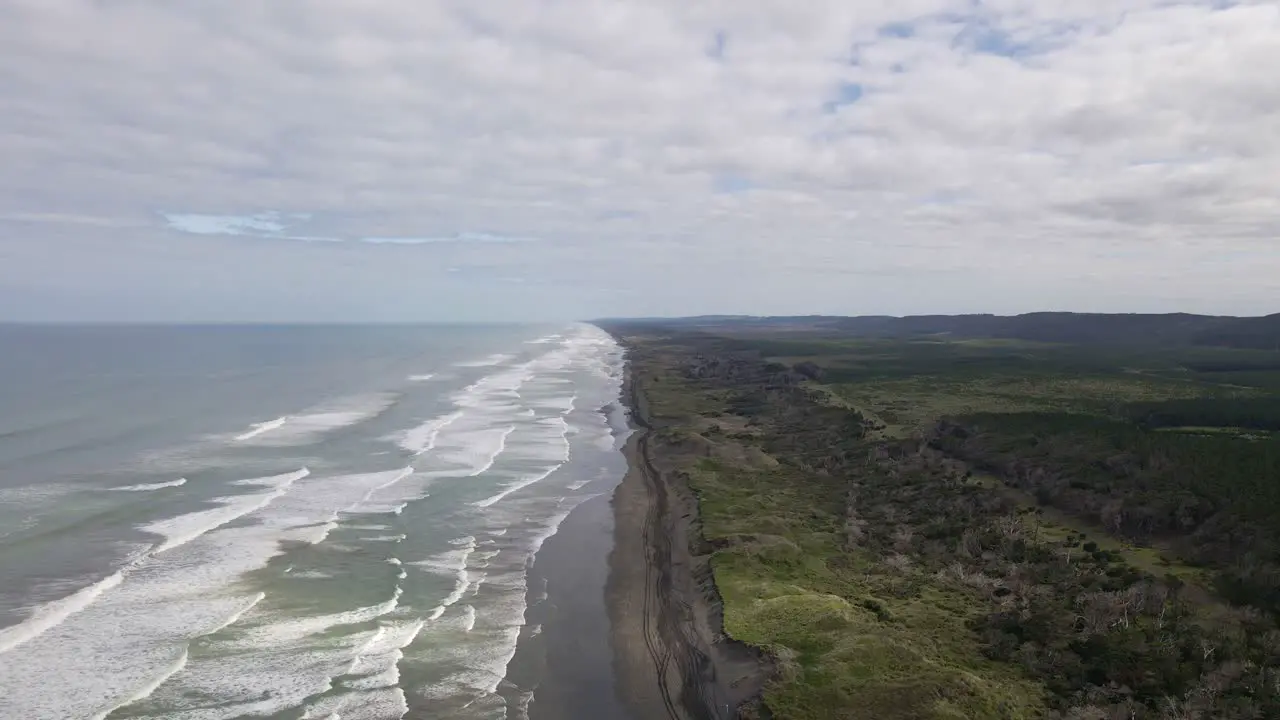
[264,467,416,545]
[346,618,423,688]
[110,477,188,492]
[528,508,576,558]
[207,592,266,634]
[407,373,436,382]
[0,563,283,720]
[455,353,514,368]
[473,464,563,508]
[230,589,402,649]
[417,625,522,700]
[358,467,415,504]
[235,416,288,441]
[301,688,407,720]
[0,568,126,655]
[89,646,190,720]
[157,604,402,720]
[461,605,477,633]
[0,452,451,719]
[144,468,308,554]
[532,393,577,414]
[347,626,388,673]
[150,567,407,718]
[473,414,572,508]
[398,411,462,455]
[232,394,397,447]
[594,429,617,451]
[302,520,341,545]
[471,551,500,567]
[440,576,471,609]
[431,425,516,478]
[410,536,484,617]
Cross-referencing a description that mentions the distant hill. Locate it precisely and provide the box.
[831,312,1233,346]
[599,312,1280,349]
[1190,314,1280,350]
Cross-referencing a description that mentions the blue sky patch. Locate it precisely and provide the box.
[164,212,532,245]
[823,82,863,113]
[879,21,915,38]
[362,232,534,244]
[713,173,754,194]
[707,30,727,60]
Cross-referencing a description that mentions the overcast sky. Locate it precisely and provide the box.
[2,1,1277,321]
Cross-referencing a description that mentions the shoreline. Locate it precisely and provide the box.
[605,353,768,719]
[499,402,633,720]
[501,341,767,720]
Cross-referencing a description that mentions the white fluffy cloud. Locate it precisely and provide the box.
[1,0,1277,320]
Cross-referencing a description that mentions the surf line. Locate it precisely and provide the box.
[88,592,267,720]
[236,416,288,441]
[0,469,306,656]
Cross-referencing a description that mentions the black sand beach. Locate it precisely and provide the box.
[515,491,631,720]
[603,366,766,720]
[506,362,764,720]
[501,403,633,720]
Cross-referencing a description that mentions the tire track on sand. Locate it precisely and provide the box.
[638,429,681,720]
[629,381,727,720]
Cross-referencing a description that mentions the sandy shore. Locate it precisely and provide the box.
[606,365,766,720]
[502,357,765,720]
[501,404,632,720]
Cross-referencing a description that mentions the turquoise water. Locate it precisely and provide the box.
[0,323,624,719]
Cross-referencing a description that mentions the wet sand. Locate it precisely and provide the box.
[500,405,632,720]
[503,364,765,720]
[520,491,631,719]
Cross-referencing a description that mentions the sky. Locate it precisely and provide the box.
[1,0,1278,322]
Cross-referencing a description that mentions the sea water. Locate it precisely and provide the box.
[0,323,624,719]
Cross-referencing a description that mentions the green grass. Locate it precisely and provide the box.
[630,337,1050,718]
[1154,426,1276,440]
[990,481,1210,586]
[689,462,1046,719]
[827,373,1210,439]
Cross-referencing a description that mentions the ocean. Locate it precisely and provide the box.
[0,323,627,720]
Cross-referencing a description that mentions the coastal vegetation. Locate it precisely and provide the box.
[605,319,1280,719]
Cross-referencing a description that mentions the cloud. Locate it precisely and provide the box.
[361,233,535,245]
[164,213,292,236]
[160,213,533,246]
[0,0,1277,320]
